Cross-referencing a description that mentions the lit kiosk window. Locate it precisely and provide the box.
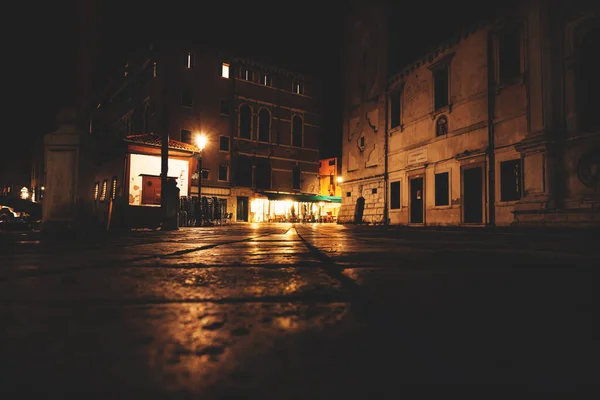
[222,63,229,78]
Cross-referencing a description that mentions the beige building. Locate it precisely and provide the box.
[339,0,599,227]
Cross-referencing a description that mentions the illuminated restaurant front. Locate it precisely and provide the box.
[250,192,342,223]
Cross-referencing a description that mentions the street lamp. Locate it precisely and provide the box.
[195,133,207,227]
[337,176,343,183]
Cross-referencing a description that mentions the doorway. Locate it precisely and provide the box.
[142,175,161,205]
[354,196,365,224]
[462,166,483,224]
[409,177,424,224]
[236,196,248,222]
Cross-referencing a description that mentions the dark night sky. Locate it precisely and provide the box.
[4,0,498,182]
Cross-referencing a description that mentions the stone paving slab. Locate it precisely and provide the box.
[0,223,598,396]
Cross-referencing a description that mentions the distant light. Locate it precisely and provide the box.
[222,63,230,79]
[337,176,343,183]
[20,187,29,200]
[41,186,45,190]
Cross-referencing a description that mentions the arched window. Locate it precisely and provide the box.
[436,115,448,136]
[239,104,252,139]
[292,115,303,147]
[578,26,600,131]
[255,158,271,190]
[292,165,301,190]
[258,108,271,142]
[236,155,253,187]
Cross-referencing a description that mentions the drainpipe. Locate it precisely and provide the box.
[383,89,389,226]
[486,31,496,226]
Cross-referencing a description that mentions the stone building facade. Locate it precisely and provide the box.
[92,41,321,224]
[340,0,599,227]
[338,0,389,224]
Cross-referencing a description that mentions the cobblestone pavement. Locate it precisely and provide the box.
[0,224,598,397]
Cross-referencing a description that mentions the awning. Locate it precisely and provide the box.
[258,192,341,203]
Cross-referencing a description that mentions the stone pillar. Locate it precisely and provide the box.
[41,109,81,234]
[41,0,96,236]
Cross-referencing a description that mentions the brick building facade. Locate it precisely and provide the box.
[92,41,321,226]
[339,0,599,227]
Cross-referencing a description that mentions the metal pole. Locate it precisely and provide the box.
[195,152,203,226]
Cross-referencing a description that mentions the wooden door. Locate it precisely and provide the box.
[142,176,161,205]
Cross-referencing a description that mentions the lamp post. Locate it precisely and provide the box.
[195,134,207,227]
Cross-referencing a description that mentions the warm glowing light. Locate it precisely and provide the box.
[337,176,343,183]
[318,202,325,207]
[196,134,207,151]
[20,187,29,200]
[222,63,229,78]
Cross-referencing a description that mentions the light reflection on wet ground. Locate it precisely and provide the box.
[0,224,597,396]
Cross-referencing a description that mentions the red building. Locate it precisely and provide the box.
[91,41,322,227]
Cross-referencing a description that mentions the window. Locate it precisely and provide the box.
[182,90,193,107]
[346,192,351,197]
[328,159,336,166]
[236,155,253,187]
[111,177,117,200]
[500,159,522,201]
[100,180,107,201]
[222,62,229,78]
[260,72,271,86]
[436,115,448,136]
[360,137,365,147]
[201,170,209,180]
[292,166,301,189]
[241,67,253,81]
[185,52,194,69]
[239,104,252,139]
[371,188,377,194]
[94,182,99,200]
[221,99,231,115]
[181,129,192,144]
[219,136,230,151]
[433,65,449,110]
[292,115,302,147]
[434,172,449,206]
[578,27,600,131]
[390,181,400,209]
[390,90,401,129]
[293,80,304,94]
[218,165,229,181]
[498,28,521,83]
[258,109,270,142]
[255,158,271,190]
[153,62,157,77]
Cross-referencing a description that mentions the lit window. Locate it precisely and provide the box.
[100,180,107,201]
[261,72,271,86]
[94,182,99,200]
[111,177,117,200]
[201,170,209,180]
[186,52,194,69]
[293,80,304,94]
[153,62,157,77]
[241,67,253,81]
[222,63,229,78]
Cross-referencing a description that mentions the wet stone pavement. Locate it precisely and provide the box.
[0,224,598,396]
